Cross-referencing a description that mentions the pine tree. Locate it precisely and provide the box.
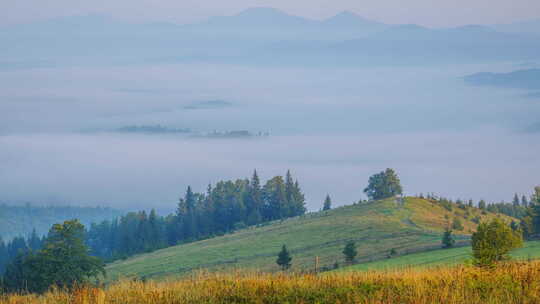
[513,193,520,207]
[292,180,306,216]
[246,170,263,225]
[276,245,292,270]
[522,195,529,207]
[323,195,332,211]
[468,199,473,207]
[478,200,486,210]
[28,229,41,251]
[441,228,455,248]
[342,241,357,264]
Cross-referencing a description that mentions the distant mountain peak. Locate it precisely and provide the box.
[323,11,383,28]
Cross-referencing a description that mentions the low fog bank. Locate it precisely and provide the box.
[1,63,538,135]
[1,131,538,211]
[1,62,539,211]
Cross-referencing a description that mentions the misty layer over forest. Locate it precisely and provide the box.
[1,8,539,210]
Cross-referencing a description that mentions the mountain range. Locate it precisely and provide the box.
[1,7,539,68]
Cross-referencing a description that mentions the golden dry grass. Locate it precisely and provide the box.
[3,261,540,304]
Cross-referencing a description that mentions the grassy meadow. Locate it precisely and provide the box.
[336,240,540,272]
[105,197,511,281]
[3,261,540,304]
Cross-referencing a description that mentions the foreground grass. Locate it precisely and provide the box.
[336,240,540,272]
[3,261,540,304]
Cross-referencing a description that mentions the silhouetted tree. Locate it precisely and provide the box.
[441,228,455,248]
[363,168,403,200]
[342,241,357,264]
[323,195,332,211]
[276,245,292,270]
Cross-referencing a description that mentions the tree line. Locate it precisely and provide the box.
[86,170,306,261]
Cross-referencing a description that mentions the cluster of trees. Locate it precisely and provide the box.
[0,230,43,274]
[1,220,104,293]
[418,193,528,220]
[519,187,540,238]
[86,170,306,261]
[0,204,121,242]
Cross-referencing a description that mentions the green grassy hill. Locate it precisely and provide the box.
[335,240,540,272]
[105,197,514,281]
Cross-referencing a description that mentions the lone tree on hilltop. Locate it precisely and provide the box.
[323,195,332,211]
[363,168,403,200]
[441,227,455,249]
[342,241,358,264]
[276,245,292,270]
[472,218,523,267]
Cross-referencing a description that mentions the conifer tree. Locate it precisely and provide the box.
[342,241,357,264]
[323,195,332,211]
[441,228,455,248]
[478,200,487,210]
[513,193,520,207]
[276,245,292,270]
[522,195,529,207]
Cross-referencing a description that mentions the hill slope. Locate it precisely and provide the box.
[105,197,514,281]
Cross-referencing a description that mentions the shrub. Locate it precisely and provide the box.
[472,218,523,267]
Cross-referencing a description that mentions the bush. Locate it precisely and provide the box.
[472,219,523,267]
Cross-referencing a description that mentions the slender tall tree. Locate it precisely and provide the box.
[342,241,358,264]
[323,195,332,211]
[276,245,292,270]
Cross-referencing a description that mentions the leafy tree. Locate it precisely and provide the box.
[452,218,464,231]
[264,176,288,220]
[471,218,523,267]
[342,241,357,264]
[276,245,292,270]
[441,228,455,248]
[3,220,105,293]
[323,195,332,211]
[363,168,403,200]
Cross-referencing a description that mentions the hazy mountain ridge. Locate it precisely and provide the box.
[1,7,539,68]
[464,69,540,89]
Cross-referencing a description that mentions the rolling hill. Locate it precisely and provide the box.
[105,197,515,281]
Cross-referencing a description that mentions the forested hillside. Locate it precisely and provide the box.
[0,204,122,241]
[87,170,307,261]
[105,196,515,281]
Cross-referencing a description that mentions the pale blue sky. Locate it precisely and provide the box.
[2,0,540,27]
